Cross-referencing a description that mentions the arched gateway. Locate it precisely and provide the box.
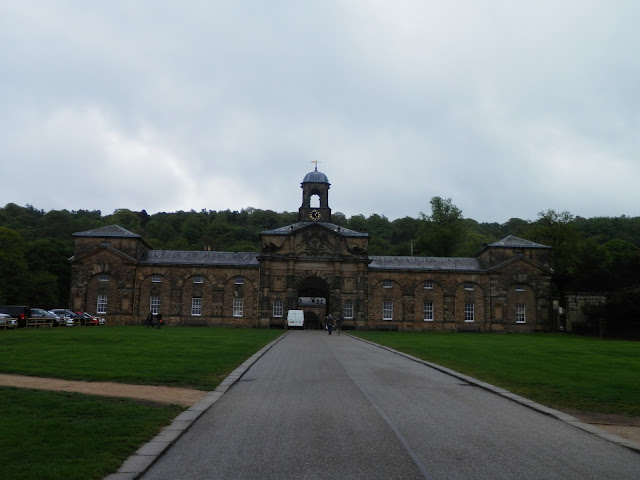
[70,165,554,332]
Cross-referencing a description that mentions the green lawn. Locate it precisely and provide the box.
[0,326,284,480]
[351,331,640,417]
[0,326,283,390]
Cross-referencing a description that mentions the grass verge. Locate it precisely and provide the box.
[0,326,284,479]
[354,331,640,417]
[351,331,640,417]
[0,326,283,390]
[0,387,183,480]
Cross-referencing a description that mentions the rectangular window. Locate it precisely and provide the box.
[464,283,474,291]
[272,299,283,317]
[382,280,393,288]
[99,274,109,282]
[464,303,475,322]
[233,298,244,317]
[191,297,202,316]
[344,300,354,319]
[423,302,434,321]
[424,281,433,290]
[150,295,160,314]
[97,295,107,314]
[515,284,525,292]
[383,301,393,320]
[516,304,526,323]
[235,277,245,285]
[152,274,162,283]
[100,241,111,247]
[193,276,203,284]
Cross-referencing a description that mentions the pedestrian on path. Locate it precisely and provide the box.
[336,313,342,335]
[156,312,163,329]
[326,314,334,335]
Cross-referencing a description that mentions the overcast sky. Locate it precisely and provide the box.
[1,1,639,224]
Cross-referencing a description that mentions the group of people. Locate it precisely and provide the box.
[145,312,163,329]
[325,314,342,335]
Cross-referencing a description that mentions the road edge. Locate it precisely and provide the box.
[349,334,640,455]
[104,331,290,480]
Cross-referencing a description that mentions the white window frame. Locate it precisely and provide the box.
[383,301,393,320]
[515,284,525,292]
[516,304,526,323]
[423,302,434,322]
[99,274,109,282]
[382,280,393,289]
[150,295,161,314]
[191,297,202,316]
[344,300,354,319]
[464,282,474,291]
[272,299,283,318]
[193,276,204,284]
[464,303,475,322]
[233,298,244,317]
[97,294,107,314]
[424,281,433,290]
[152,274,162,283]
[234,277,245,285]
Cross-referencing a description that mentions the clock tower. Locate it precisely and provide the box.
[298,164,332,223]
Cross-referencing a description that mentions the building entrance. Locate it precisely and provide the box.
[297,276,329,330]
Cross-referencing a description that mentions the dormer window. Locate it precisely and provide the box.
[424,281,433,290]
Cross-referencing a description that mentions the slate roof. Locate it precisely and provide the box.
[140,250,259,266]
[369,256,483,272]
[487,235,550,249]
[72,224,142,238]
[302,167,330,184]
[261,222,368,237]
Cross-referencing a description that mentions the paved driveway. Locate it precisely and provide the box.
[142,331,640,480]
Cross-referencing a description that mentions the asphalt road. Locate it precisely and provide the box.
[142,331,640,480]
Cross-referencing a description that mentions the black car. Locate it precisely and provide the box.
[0,305,31,328]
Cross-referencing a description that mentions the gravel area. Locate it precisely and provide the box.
[0,373,207,407]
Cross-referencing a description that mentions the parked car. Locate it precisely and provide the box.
[30,308,63,326]
[49,309,83,326]
[74,311,105,326]
[0,313,18,328]
[0,305,30,328]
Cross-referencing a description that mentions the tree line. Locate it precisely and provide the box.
[1,199,639,335]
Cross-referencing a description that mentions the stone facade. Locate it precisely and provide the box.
[70,168,554,331]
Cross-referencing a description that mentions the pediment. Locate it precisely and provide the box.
[71,245,138,265]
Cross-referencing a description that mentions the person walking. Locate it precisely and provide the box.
[336,313,343,335]
[156,312,163,329]
[326,314,334,335]
[145,311,153,328]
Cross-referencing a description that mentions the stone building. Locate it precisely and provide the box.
[70,167,554,331]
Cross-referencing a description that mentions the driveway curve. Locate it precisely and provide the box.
[142,331,640,480]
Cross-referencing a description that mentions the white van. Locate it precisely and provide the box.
[286,310,304,329]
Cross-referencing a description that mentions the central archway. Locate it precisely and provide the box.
[296,276,329,330]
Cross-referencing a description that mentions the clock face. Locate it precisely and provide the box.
[309,209,322,221]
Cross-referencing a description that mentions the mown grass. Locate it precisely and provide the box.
[0,326,284,479]
[351,331,640,417]
[0,326,283,390]
[0,387,182,480]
